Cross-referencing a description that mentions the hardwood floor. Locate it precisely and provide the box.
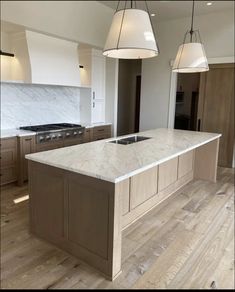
[1,167,234,289]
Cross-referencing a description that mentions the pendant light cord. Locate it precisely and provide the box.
[190,0,195,42]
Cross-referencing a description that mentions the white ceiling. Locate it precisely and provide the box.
[99,1,234,22]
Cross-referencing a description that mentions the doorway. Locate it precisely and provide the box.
[174,73,200,131]
[117,59,142,136]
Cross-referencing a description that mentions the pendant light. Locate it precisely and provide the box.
[103,0,159,59]
[172,0,209,73]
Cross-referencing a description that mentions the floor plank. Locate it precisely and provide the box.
[1,167,234,289]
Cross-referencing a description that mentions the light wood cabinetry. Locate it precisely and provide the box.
[158,157,178,191]
[28,139,219,281]
[18,135,36,185]
[0,137,18,185]
[84,128,93,143]
[130,166,158,210]
[178,150,194,179]
[16,125,111,185]
[92,125,111,141]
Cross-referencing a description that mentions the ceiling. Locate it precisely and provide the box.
[99,1,234,22]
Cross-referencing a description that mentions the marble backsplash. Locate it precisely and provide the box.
[1,82,81,129]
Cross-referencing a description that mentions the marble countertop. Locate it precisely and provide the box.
[26,128,221,183]
[0,123,112,139]
[0,129,36,138]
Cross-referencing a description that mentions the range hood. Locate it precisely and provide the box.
[10,30,81,86]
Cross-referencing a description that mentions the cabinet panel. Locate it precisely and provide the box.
[0,137,17,185]
[158,157,178,192]
[130,166,158,210]
[92,100,105,124]
[1,137,17,150]
[120,179,130,215]
[178,150,194,179]
[1,149,17,167]
[18,136,36,184]
[68,178,109,259]
[0,166,17,185]
[31,166,65,238]
[84,128,93,143]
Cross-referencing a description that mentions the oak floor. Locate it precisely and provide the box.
[0,167,234,289]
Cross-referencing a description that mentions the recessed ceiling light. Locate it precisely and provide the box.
[207,2,213,6]
[151,13,156,17]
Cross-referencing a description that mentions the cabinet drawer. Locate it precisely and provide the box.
[93,125,111,136]
[0,166,17,185]
[0,137,17,150]
[158,157,178,192]
[0,149,17,167]
[130,166,158,210]
[178,150,194,179]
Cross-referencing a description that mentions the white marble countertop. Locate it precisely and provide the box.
[26,128,221,183]
[0,129,36,138]
[0,123,111,138]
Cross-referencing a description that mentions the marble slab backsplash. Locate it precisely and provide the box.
[1,82,81,129]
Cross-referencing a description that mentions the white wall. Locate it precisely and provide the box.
[140,10,234,131]
[1,1,113,48]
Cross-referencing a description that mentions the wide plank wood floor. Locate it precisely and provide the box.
[0,167,234,289]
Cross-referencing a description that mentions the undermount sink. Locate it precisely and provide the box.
[109,135,151,145]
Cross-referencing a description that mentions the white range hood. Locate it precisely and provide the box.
[5,30,81,87]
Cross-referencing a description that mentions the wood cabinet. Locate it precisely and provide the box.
[130,166,158,210]
[2,125,111,186]
[158,157,178,192]
[92,125,111,141]
[84,128,93,143]
[0,137,18,185]
[18,135,36,185]
[178,150,194,179]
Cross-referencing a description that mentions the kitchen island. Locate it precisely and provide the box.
[26,128,221,280]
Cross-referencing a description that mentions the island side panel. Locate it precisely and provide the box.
[194,138,220,182]
[28,161,122,281]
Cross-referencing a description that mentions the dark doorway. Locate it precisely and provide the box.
[174,73,200,131]
[117,59,142,136]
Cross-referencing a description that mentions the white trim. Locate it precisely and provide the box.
[167,72,177,129]
[168,56,235,128]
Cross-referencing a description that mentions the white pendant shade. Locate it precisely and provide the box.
[172,42,209,73]
[103,9,158,59]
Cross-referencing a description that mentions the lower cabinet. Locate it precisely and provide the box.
[122,151,195,229]
[130,166,158,210]
[158,157,178,192]
[18,136,36,185]
[2,125,112,186]
[178,150,194,179]
[0,137,18,186]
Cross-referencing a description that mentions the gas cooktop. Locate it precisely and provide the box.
[20,123,82,132]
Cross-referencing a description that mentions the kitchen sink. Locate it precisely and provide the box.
[109,135,151,145]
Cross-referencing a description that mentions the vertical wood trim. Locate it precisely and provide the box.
[108,183,122,280]
[194,138,220,182]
